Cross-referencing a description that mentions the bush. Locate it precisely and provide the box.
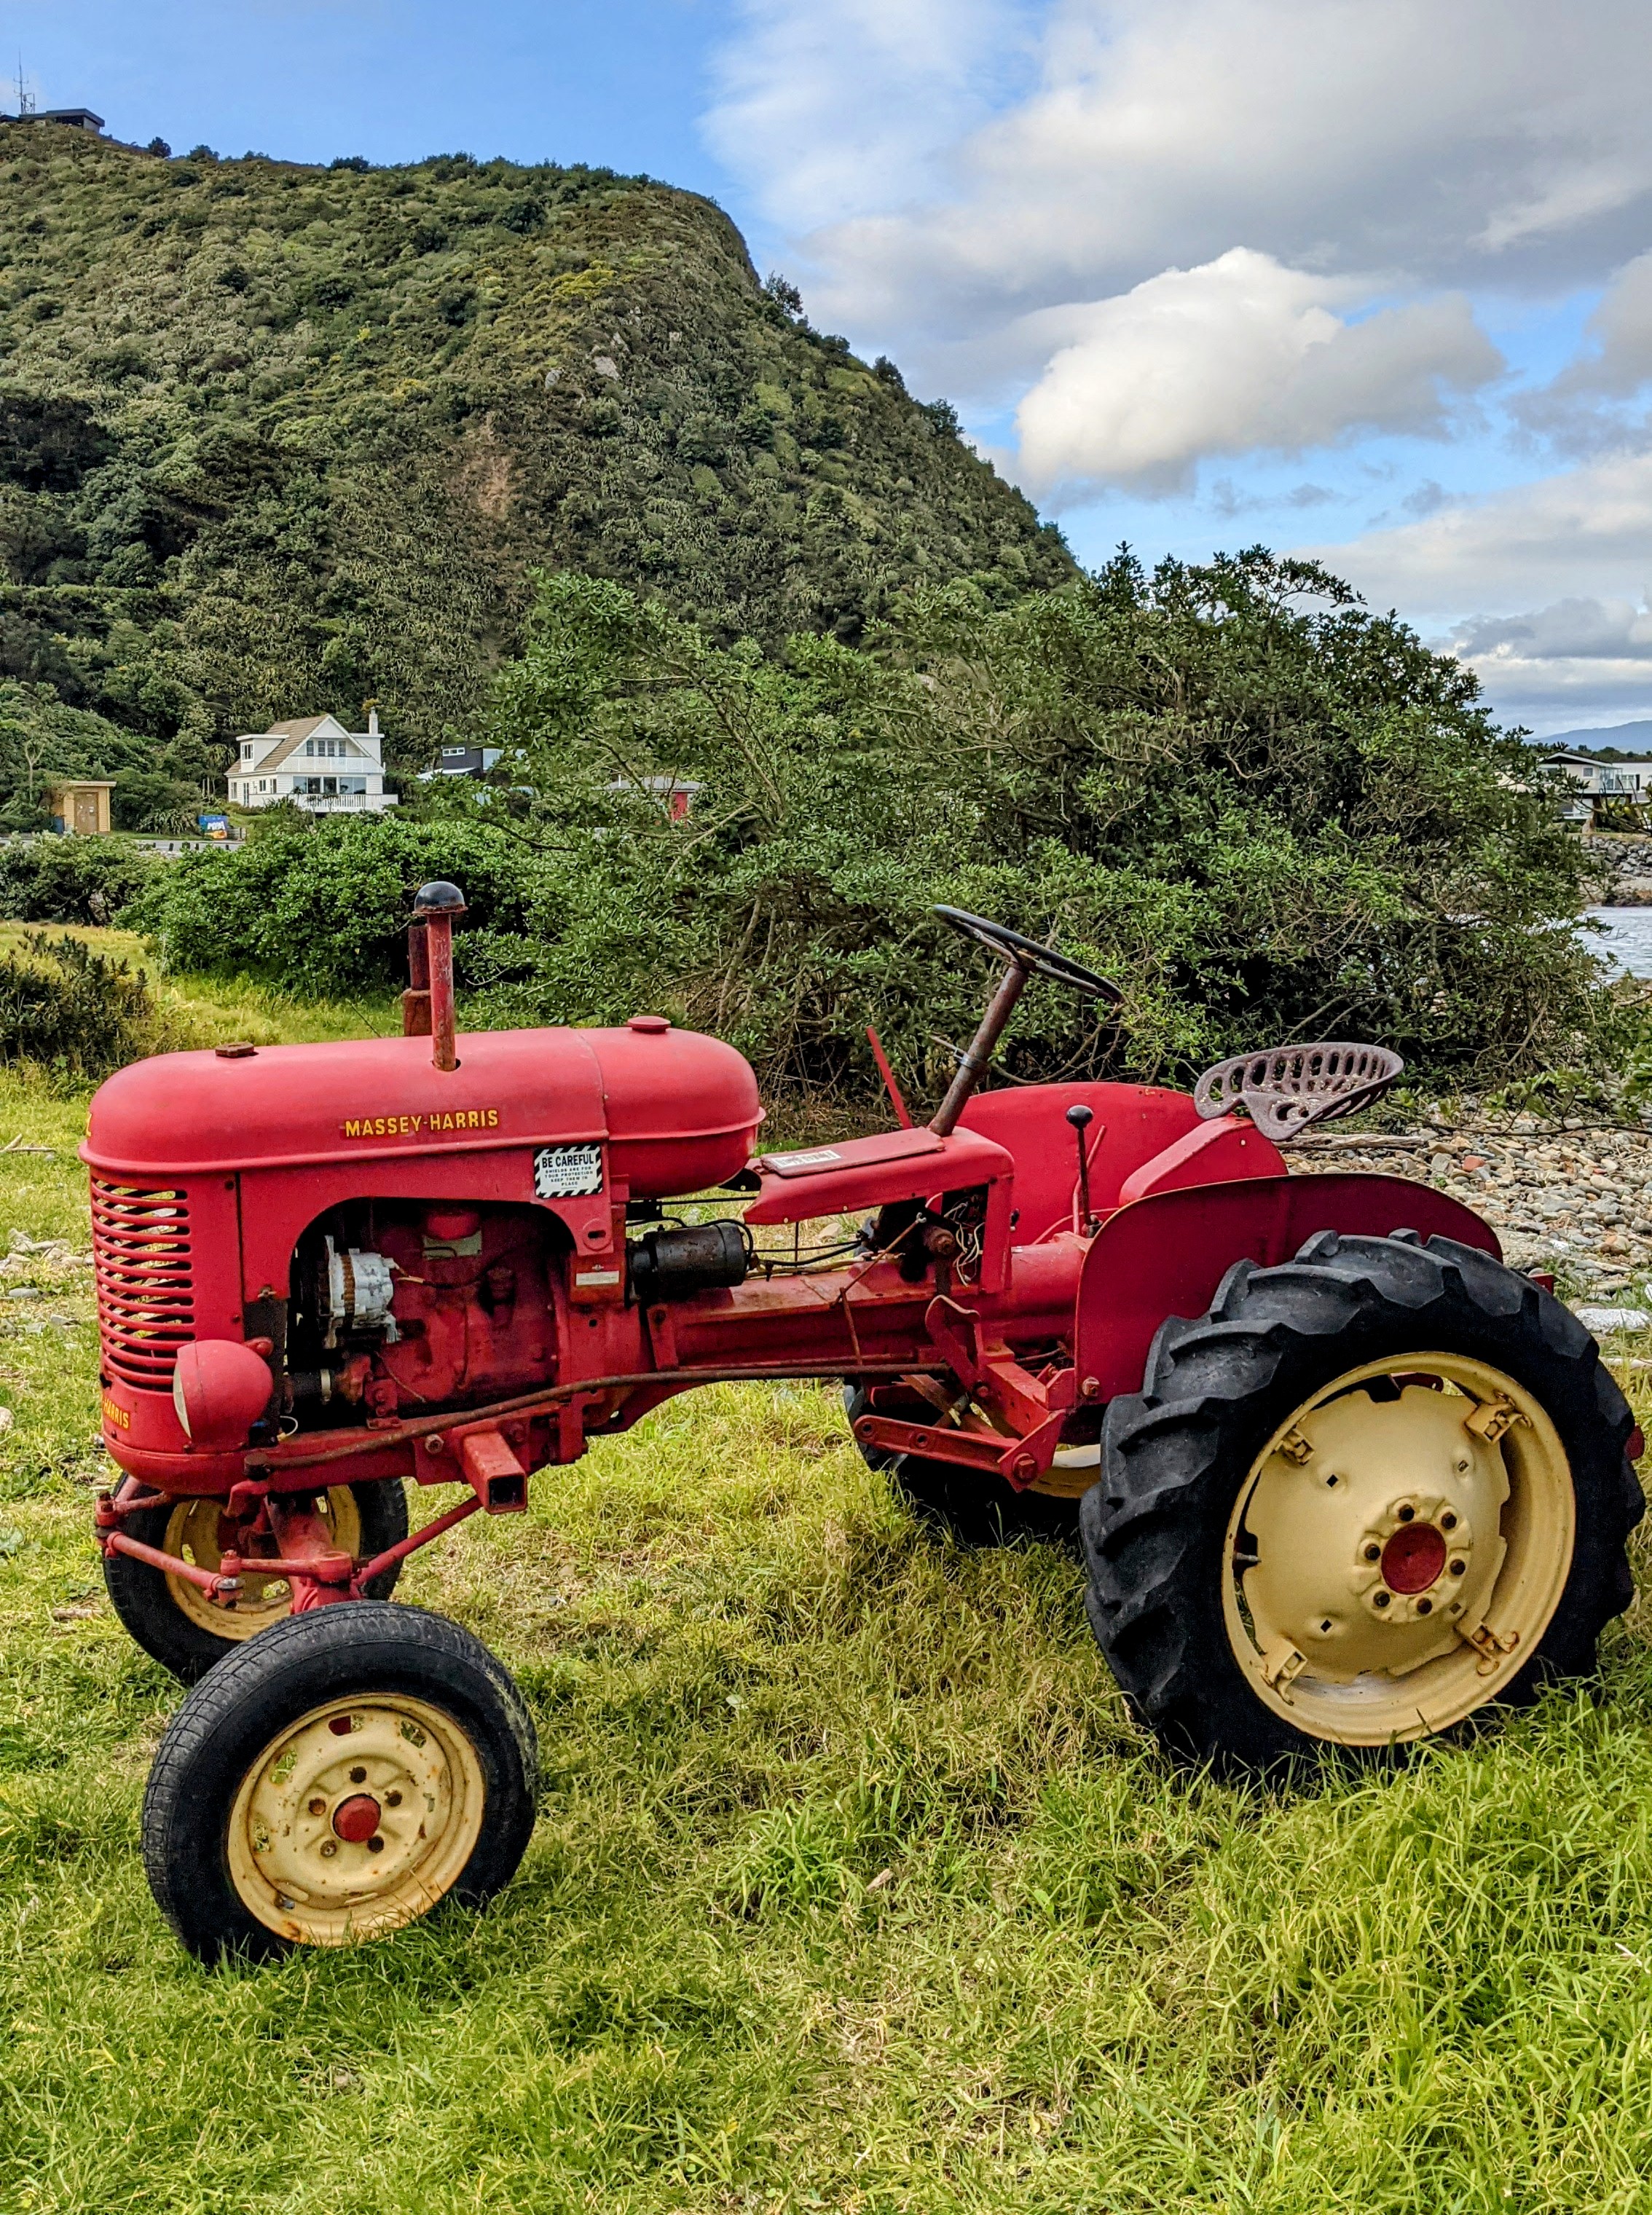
[0,835,158,924]
[468,559,1600,1103]
[0,932,178,1077]
[130,813,535,991]
[130,558,1606,1109]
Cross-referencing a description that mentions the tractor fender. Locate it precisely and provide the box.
[1073,1173,1500,1404]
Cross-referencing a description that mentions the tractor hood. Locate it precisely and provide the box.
[82,1021,763,1197]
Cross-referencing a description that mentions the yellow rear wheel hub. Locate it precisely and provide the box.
[226,1693,486,1945]
[163,1488,363,1642]
[1222,1353,1574,1745]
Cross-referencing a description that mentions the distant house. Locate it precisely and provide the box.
[429,744,503,779]
[1,107,105,131]
[229,711,397,816]
[609,774,703,822]
[1544,748,1650,826]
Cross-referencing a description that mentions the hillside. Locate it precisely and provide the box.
[0,124,1071,814]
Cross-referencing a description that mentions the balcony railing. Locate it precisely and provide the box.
[291,792,398,813]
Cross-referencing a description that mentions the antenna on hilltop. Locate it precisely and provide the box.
[15,56,34,117]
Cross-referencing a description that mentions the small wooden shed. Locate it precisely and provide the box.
[44,780,115,836]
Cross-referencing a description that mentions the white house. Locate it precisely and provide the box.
[229,711,398,815]
[1543,748,1649,827]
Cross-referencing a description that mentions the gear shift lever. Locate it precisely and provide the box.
[1066,1102,1098,1235]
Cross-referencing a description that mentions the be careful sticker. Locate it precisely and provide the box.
[534,1144,605,1198]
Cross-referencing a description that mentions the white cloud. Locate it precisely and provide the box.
[1453,597,1652,664]
[712,0,1652,350]
[1011,251,1499,496]
[1307,454,1652,616]
[1582,252,1652,393]
[1301,461,1652,723]
[1444,594,1652,723]
[707,0,1652,723]
[704,0,1024,243]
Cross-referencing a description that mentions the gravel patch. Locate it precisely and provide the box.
[1291,1114,1652,1299]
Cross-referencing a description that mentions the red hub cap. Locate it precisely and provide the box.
[331,1793,382,1843]
[1380,1522,1447,1594]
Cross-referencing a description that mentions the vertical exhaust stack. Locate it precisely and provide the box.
[411,881,466,1072]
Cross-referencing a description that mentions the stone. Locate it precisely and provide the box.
[1575,1307,1651,1333]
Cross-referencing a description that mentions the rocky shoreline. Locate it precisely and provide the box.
[1584,831,1652,906]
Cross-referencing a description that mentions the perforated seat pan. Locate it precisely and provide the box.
[1192,1042,1404,1143]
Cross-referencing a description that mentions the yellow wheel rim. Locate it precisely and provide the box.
[1222,1353,1574,1746]
[226,1693,486,1945]
[164,1489,363,1644]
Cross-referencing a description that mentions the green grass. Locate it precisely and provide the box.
[0,925,399,1049]
[6,1018,1652,2211]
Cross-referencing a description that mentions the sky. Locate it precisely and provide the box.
[10,1,1652,738]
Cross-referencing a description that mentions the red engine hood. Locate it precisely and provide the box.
[83,1021,763,1192]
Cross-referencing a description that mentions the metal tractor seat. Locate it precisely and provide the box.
[1193,1042,1404,1144]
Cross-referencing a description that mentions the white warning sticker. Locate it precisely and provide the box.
[533,1143,605,1199]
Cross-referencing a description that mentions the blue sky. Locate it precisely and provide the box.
[12,1,1652,737]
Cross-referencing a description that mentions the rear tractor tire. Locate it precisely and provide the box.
[143,1602,539,1964]
[103,1479,409,1683]
[1082,1232,1644,1777]
[843,1384,1084,1546]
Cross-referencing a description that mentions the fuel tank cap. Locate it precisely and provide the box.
[626,1015,672,1034]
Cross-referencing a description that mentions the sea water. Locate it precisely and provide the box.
[1581,907,1652,979]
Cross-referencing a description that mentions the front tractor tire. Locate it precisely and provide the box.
[1081,1232,1644,1777]
[143,1602,539,1964]
[104,1480,409,1684]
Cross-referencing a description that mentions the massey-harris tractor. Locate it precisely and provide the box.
[86,886,1645,1962]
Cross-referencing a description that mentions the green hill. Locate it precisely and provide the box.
[0,123,1072,814]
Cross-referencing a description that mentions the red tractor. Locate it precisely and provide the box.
[87,887,1644,1962]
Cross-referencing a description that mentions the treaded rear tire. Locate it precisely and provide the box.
[1081,1231,1644,1777]
[143,1602,538,1964]
[843,1385,1081,1546]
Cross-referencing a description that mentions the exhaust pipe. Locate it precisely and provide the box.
[409,880,466,1071]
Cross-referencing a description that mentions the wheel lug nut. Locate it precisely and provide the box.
[1396,1505,1415,1523]
[1450,1559,1466,1576]
[366,1836,385,1854]
[1364,1543,1381,1562]
[1441,1512,1458,1531]
[1417,1597,1433,1615]
[320,1841,337,1858]
[349,1766,367,1784]
[307,1797,326,1816]
[1374,1592,1391,1609]
[385,1790,402,1807]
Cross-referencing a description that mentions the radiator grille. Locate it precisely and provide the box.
[90,1180,195,1391]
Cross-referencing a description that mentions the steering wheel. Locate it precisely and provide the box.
[933,905,1122,1004]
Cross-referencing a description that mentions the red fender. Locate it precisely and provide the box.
[1073,1173,1501,1403]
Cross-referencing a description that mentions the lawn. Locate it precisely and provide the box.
[5,989,1652,2211]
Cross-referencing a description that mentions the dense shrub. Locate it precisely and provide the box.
[0,835,158,924]
[449,559,1597,1101]
[135,559,1601,1101]
[0,932,177,1077]
[128,813,532,991]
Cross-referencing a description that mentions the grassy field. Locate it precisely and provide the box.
[7,994,1652,2210]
